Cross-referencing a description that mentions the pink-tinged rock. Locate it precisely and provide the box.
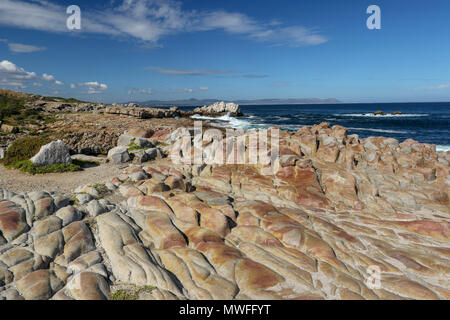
[0,201,29,241]
[151,130,171,142]
[316,134,340,163]
[140,211,187,249]
[331,125,348,144]
[139,179,170,194]
[228,226,283,247]
[56,222,95,265]
[164,198,198,225]
[392,220,450,241]
[119,184,145,198]
[164,175,185,190]
[64,271,110,300]
[234,258,284,299]
[34,197,55,219]
[127,127,154,138]
[128,195,174,216]
[16,269,65,300]
[320,169,363,209]
[196,207,230,237]
[236,211,260,226]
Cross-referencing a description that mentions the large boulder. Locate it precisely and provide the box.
[194,101,242,116]
[107,146,130,164]
[30,140,72,167]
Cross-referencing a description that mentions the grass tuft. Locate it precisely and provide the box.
[7,160,82,175]
[1,135,53,166]
[127,142,146,151]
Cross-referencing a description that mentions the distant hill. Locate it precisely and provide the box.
[130,98,341,107]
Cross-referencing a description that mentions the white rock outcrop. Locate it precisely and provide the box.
[30,140,72,167]
[194,101,242,116]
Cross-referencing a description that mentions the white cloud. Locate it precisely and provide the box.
[274,81,289,87]
[0,60,37,88]
[0,60,65,89]
[70,83,76,89]
[8,42,46,53]
[0,0,328,47]
[413,84,450,91]
[148,66,234,76]
[172,87,209,94]
[128,88,153,95]
[75,81,109,94]
[42,73,55,82]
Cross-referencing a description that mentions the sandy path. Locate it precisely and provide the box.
[0,163,125,195]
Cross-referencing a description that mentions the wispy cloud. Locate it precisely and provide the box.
[0,59,64,89]
[240,74,269,79]
[274,81,289,87]
[0,60,37,89]
[171,87,209,93]
[413,84,450,90]
[8,42,46,53]
[74,81,109,94]
[0,0,328,47]
[148,66,234,76]
[128,88,153,95]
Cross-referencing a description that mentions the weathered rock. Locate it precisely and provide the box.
[107,146,131,164]
[0,201,29,242]
[30,140,72,167]
[194,101,242,116]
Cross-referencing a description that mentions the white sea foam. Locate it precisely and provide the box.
[347,127,411,134]
[191,113,252,129]
[337,113,429,118]
[436,145,450,152]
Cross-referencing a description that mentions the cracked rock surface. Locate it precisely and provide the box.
[0,122,449,300]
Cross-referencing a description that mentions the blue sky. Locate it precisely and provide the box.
[0,0,450,103]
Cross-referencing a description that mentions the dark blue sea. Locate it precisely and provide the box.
[187,102,450,151]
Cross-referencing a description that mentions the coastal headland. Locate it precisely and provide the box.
[0,89,449,300]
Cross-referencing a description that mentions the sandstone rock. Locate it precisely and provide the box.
[0,123,18,133]
[56,206,83,227]
[30,140,72,167]
[194,101,242,116]
[97,212,183,296]
[0,201,29,242]
[16,269,65,300]
[62,271,110,300]
[107,146,131,164]
[86,200,108,217]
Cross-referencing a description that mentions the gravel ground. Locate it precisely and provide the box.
[0,163,124,194]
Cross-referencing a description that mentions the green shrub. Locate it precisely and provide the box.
[72,159,100,167]
[110,286,156,300]
[127,142,146,151]
[0,95,24,120]
[110,290,138,301]
[2,135,53,166]
[8,160,82,175]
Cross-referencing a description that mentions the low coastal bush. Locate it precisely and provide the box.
[8,160,82,175]
[2,135,52,166]
[110,286,156,300]
[72,159,100,167]
[0,95,24,120]
[127,142,146,151]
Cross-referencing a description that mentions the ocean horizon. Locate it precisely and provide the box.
[183,102,450,151]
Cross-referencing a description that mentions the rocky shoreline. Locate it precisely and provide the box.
[0,92,449,300]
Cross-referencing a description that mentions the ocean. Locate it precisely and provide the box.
[186,102,450,152]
